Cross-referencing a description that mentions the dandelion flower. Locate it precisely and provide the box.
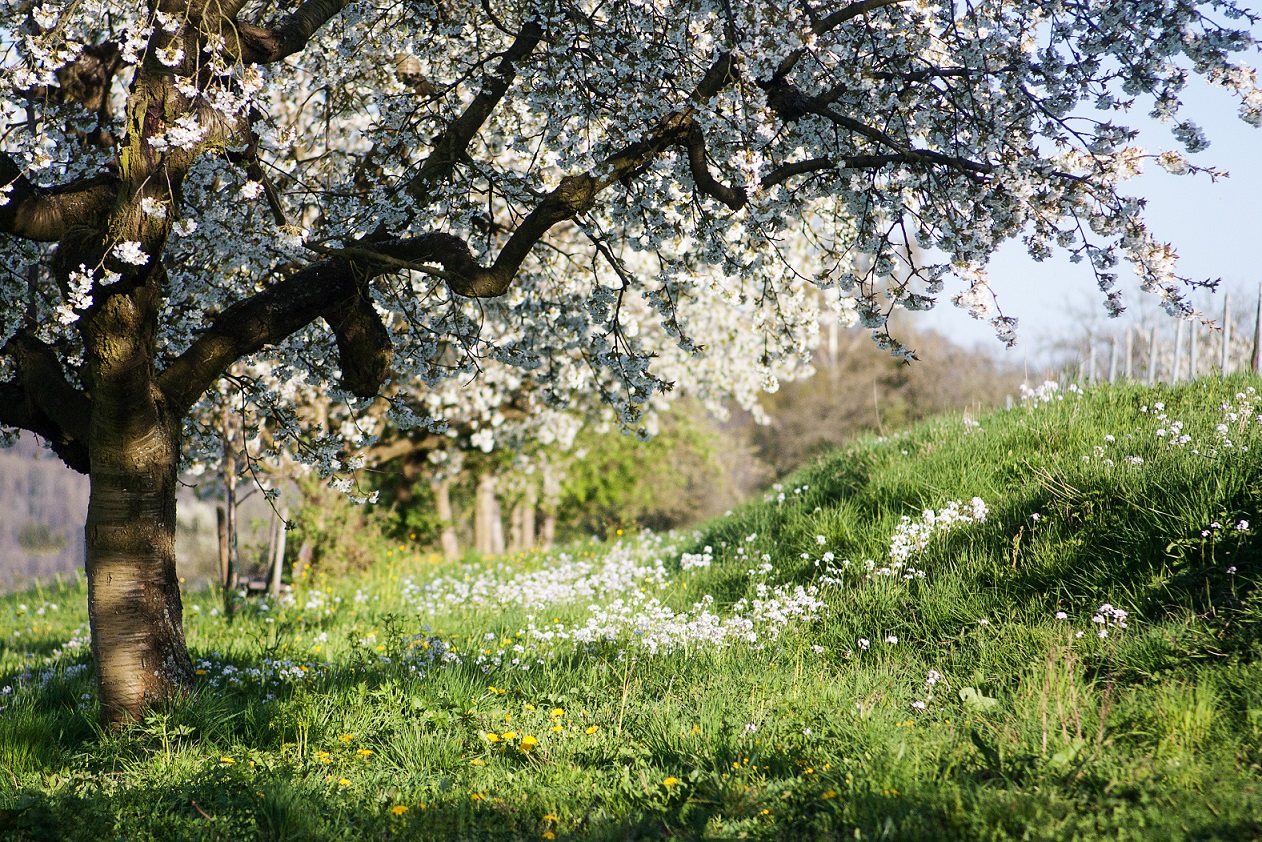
[551,708,564,717]
[502,731,517,740]
[391,805,409,816]
[663,776,680,787]
[357,748,373,757]
[822,789,839,799]
[585,725,599,734]
[520,735,538,751]
[543,814,558,821]
[338,734,354,742]
[485,732,500,743]
[220,757,235,764]
[543,834,555,840]
[338,778,352,786]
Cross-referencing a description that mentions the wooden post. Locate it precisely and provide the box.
[1222,292,1232,376]
[1088,344,1097,383]
[1147,325,1159,385]
[1108,336,1118,383]
[1190,318,1199,380]
[1125,327,1134,380]
[1252,283,1262,371]
[1171,320,1184,384]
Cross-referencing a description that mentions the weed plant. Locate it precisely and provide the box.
[3,378,1262,840]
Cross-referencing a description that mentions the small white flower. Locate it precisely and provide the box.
[976,618,989,626]
[884,635,898,644]
[157,44,185,67]
[140,197,167,218]
[926,669,942,687]
[173,218,198,236]
[1054,611,1068,620]
[857,638,870,650]
[112,241,149,265]
[911,700,926,710]
[239,181,265,200]
[1228,566,1238,575]
[816,535,827,545]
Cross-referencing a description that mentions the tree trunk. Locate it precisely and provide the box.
[432,477,459,560]
[474,472,504,555]
[85,392,193,724]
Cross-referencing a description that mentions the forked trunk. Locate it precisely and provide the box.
[86,411,194,723]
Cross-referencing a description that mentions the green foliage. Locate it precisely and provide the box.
[4,378,1262,840]
[16,521,67,556]
[288,475,396,574]
[558,411,721,539]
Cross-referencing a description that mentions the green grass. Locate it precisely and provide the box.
[4,377,1262,840]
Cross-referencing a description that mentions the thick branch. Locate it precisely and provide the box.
[813,0,911,33]
[236,0,353,64]
[324,288,393,399]
[0,335,92,472]
[406,19,545,202]
[0,153,118,241]
[682,123,747,210]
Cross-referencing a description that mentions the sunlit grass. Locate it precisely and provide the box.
[2,377,1262,839]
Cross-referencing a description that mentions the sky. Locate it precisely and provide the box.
[914,76,1262,367]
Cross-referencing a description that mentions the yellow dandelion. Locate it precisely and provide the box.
[357,748,373,757]
[543,814,558,822]
[524,703,536,711]
[502,731,518,740]
[470,758,484,766]
[822,789,838,799]
[338,734,354,742]
[315,751,332,763]
[520,735,538,751]
[219,757,235,764]
[471,792,485,802]
[485,732,501,743]
[551,708,564,717]
[338,778,352,786]
[550,725,563,733]
[391,805,409,816]
[663,776,680,787]
[585,725,599,735]
[542,834,555,840]
[195,669,207,675]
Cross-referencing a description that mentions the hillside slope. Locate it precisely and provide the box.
[2,378,1262,840]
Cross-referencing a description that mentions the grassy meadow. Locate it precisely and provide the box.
[3,377,1262,840]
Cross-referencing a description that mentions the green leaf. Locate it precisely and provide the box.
[958,687,998,711]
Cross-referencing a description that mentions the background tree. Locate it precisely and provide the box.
[0,0,1257,723]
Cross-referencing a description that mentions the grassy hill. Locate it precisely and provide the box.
[3,377,1262,840]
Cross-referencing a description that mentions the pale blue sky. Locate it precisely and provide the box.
[916,77,1262,365]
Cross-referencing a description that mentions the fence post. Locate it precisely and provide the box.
[1253,282,1262,372]
[1222,292,1232,376]
[1171,320,1184,384]
[1190,318,1199,380]
[1088,344,1097,383]
[1125,326,1134,380]
[1147,324,1159,385]
[1108,336,1118,383]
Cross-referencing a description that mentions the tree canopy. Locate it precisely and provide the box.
[0,0,1258,721]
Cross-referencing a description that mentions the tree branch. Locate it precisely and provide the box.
[406,18,545,202]
[0,153,118,241]
[681,123,747,210]
[0,334,92,472]
[236,0,354,64]
[812,0,911,33]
